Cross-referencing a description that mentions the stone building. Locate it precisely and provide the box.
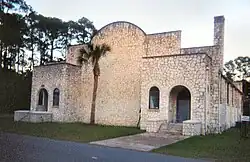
[15,16,243,136]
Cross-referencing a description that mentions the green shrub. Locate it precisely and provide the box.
[0,69,31,114]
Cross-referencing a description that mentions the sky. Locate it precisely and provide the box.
[25,0,250,62]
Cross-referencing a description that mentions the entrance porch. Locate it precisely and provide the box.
[169,85,191,123]
[144,85,202,136]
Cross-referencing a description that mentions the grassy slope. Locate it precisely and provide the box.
[0,115,144,143]
[153,127,250,162]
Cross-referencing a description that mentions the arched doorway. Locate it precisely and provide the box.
[169,85,191,123]
[37,88,48,111]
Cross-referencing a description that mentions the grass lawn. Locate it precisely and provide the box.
[152,126,250,162]
[0,115,144,143]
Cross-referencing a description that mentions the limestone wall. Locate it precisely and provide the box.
[180,45,220,133]
[66,45,85,66]
[180,46,216,57]
[219,76,242,132]
[220,105,241,130]
[180,45,217,131]
[31,63,81,122]
[28,16,245,132]
[203,16,225,133]
[219,104,227,131]
[220,77,227,104]
[77,22,146,126]
[140,53,209,132]
[218,104,242,131]
[77,64,92,123]
[14,111,53,123]
[31,63,66,116]
[146,31,181,57]
[204,54,212,134]
[215,81,241,133]
[183,120,202,136]
[61,64,82,122]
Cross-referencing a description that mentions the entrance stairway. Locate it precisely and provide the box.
[159,123,183,135]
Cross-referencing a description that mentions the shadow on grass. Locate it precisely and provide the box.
[0,115,145,143]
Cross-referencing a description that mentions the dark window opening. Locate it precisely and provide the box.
[38,90,44,105]
[149,86,160,109]
[53,88,60,106]
[37,88,48,111]
[38,88,47,105]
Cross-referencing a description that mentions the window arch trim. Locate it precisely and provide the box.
[149,86,160,109]
[53,88,60,107]
[38,88,48,106]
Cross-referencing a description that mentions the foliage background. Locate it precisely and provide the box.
[0,69,31,113]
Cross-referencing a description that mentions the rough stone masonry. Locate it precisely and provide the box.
[17,15,243,136]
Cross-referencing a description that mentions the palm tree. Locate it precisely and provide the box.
[78,43,111,124]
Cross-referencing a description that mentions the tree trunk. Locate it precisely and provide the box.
[30,37,34,70]
[50,41,54,62]
[3,47,8,69]
[21,52,24,73]
[0,42,2,68]
[40,51,43,65]
[137,108,141,128]
[30,48,34,70]
[17,49,20,72]
[90,74,98,124]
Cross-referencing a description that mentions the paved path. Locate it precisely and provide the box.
[0,132,208,162]
[90,132,189,151]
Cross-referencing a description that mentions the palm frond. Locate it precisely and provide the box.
[78,45,91,65]
[97,44,111,58]
[88,43,94,52]
[76,51,83,65]
[101,44,111,52]
[77,43,111,66]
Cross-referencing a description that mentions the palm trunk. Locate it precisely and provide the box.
[29,37,34,70]
[17,49,20,72]
[3,47,8,69]
[137,108,141,128]
[90,74,98,124]
[30,47,34,70]
[40,51,43,65]
[0,42,2,68]
[21,53,24,73]
[50,41,54,62]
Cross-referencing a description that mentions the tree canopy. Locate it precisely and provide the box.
[0,0,96,72]
[224,56,250,81]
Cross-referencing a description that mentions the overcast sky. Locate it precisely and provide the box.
[25,0,250,62]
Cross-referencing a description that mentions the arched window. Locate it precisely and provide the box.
[38,88,48,106]
[53,88,60,107]
[38,90,43,105]
[149,86,160,109]
[37,88,48,111]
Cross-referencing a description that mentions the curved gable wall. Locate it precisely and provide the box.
[92,21,146,46]
[79,22,146,126]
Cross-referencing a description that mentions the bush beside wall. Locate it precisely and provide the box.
[0,69,31,114]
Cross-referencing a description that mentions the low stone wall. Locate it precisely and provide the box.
[29,111,53,123]
[14,110,30,122]
[146,120,164,132]
[183,120,202,136]
[14,110,52,123]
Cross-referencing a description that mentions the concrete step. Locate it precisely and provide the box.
[159,123,183,135]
